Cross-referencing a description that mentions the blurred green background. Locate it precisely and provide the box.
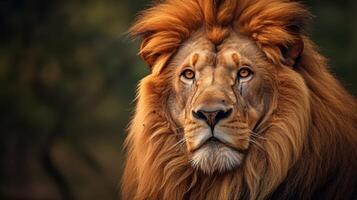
[0,0,356,199]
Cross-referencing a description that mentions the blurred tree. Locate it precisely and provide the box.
[306,0,357,94]
[0,0,147,199]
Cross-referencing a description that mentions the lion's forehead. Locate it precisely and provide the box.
[177,31,263,71]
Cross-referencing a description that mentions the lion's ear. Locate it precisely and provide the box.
[138,37,174,75]
[281,36,304,68]
[139,37,158,68]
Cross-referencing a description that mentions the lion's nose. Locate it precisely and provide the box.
[192,109,232,129]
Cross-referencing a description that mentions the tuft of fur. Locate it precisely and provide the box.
[122,0,357,199]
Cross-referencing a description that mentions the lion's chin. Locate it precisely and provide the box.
[190,142,244,174]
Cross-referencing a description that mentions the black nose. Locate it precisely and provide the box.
[192,109,232,129]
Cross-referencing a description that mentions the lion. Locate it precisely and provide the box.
[121,0,357,199]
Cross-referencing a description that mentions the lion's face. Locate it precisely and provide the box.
[168,31,276,174]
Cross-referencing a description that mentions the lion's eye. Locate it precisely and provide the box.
[237,67,253,80]
[181,69,195,80]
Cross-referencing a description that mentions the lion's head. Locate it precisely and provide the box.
[167,33,288,174]
[122,0,357,199]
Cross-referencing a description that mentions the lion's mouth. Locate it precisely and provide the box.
[194,136,247,154]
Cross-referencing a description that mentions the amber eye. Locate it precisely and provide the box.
[238,67,252,79]
[181,69,195,80]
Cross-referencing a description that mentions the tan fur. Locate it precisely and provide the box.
[122,0,357,199]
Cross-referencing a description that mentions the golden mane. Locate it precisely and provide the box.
[130,0,309,72]
[122,0,357,199]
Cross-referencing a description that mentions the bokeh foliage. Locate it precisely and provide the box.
[0,0,355,199]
